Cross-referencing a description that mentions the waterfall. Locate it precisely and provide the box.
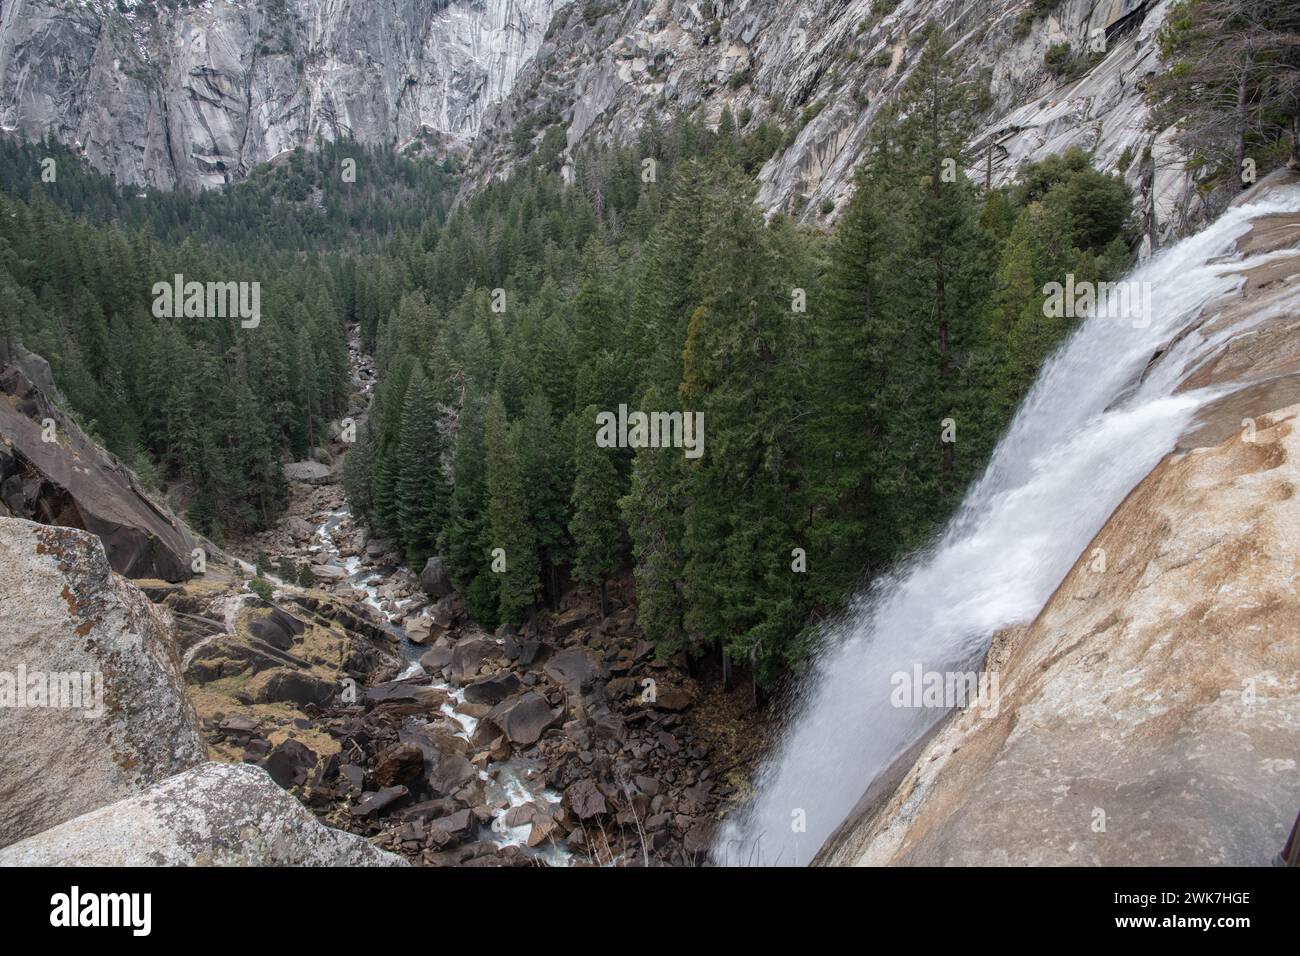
[715,189,1300,866]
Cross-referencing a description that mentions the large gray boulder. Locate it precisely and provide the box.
[283,460,333,485]
[0,364,195,580]
[0,518,206,847]
[419,556,454,598]
[0,763,409,866]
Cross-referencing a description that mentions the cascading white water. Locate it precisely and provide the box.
[716,189,1300,866]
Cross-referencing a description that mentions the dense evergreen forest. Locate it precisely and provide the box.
[0,28,1138,685]
[0,136,456,539]
[342,28,1134,684]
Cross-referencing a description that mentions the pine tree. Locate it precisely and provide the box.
[1147,0,1300,203]
[569,405,624,617]
[484,393,540,625]
[516,388,571,603]
[676,162,806,683]
[395,367,449,567]
[622,384,688,652]
[341,420,378,522]
[445,392,496,623]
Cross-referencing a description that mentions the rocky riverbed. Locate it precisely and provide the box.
[186,327,770,866]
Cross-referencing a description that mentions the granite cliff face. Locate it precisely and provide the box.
[0,0,567,191]
[5,1,1196,237]
[469,0,1192,241]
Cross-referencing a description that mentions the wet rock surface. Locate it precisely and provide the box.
[815,194,1300,867]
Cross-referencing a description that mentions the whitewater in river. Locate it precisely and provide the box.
[716,190,1300,865]
[280,329,573,864]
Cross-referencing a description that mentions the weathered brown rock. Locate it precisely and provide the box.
[419,556,454,598]
[0,365,195,580]
[464,671,522,705]
[562,778,608,821]
[262,738,318,789]
[352,785,409,818]
[374,742,424,787]
[543,646,600,694]
[366,679,446,709]
[425,752,476,797]
[283,460,333,485]
[474,691,558,748]
[449,635,501,682]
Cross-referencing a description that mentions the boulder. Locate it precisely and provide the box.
[562,778,608,821]
[0,519,206,848]
[427,808,475,847]
[463,672,522,705]
[543,646,600,694]
[285,516,316,542]
[527,815,561,848]
[9,344,61,401]
[352,786,409,818]
[245,606,306,650]
[373,742,424,787]
[651,687,694,712]
[311,564,348,581]
[0,763,406,866]
[473,691,558,748]
[549,606,592,639]
[503,803,537,828]
[253,670,336,708]
[420,643,452,673]
[426,752,476,797]
[399,721,468,759]
[366,680,446,709]
[262,739,318,789]
[282,460,332,485]
[517,639,542,667]
[405,615,432,644]
[419,556,453,598]
[0,365,195,580]
[449,636,501,682]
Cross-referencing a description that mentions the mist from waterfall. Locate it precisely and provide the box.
[715,190,1300,866]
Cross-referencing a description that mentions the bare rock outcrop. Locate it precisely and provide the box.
[0,518,206,848]
[468,0,1192,235]
[0,362,195,581]
[0,762,408,866]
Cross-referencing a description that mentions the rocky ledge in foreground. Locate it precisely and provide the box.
[0,518,206,846]
[0,762,407,866]
[0,517,402,865]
